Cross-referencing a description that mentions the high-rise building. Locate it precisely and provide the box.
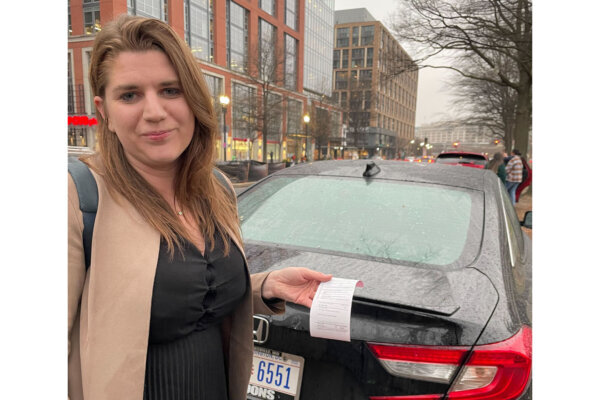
[303,0,334,96]
[332,8,418,159]
[68,0,340,162]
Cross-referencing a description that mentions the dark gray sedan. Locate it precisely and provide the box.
[237,160,532,400]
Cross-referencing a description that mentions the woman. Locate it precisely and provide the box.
[68,15,331,400]
[486,152,507,183]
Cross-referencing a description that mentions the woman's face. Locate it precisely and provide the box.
[94,50,195,172]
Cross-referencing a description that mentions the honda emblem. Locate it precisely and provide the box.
[253,315,270,344]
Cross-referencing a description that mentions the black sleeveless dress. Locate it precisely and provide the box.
[143,235,248,400]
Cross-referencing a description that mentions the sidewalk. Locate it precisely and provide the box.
[515,188,532,239]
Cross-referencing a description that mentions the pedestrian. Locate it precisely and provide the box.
[504,149,524,204]
[68,15,331,400]
[486,152,507,183]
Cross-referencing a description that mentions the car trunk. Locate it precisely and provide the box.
[245,244,499,400]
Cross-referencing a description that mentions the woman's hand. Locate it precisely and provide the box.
[261,267,333,308]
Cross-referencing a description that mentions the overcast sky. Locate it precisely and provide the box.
[334,0,453,126]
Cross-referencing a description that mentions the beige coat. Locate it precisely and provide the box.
[68,167,284,400]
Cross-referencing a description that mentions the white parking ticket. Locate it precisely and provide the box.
[309,277,363,342]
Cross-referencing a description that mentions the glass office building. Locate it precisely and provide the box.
[303,0,334,95]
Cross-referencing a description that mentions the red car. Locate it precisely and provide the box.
[516,158,532,202]
[435,151,488,169]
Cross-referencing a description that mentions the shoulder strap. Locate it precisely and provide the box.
[68,157,98,270]
[212,167,235,199]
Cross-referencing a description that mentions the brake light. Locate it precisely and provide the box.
[367,326,531,400]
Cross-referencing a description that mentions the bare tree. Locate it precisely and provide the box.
[446,55,518,145]
[390,0,532,155]
[244,34,287,162]
[346,72,373,157]
[231,83,259,160]
[311,105,331,160]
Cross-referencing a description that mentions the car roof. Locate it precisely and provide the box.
[272,160,488,190]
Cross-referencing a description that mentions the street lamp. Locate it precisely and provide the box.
[303,113,310,161]
[219,95,230,161]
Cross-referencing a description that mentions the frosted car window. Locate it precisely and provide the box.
[239,176,482,267]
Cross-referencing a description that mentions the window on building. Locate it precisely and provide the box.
[285,34,298,90]
[364,90,371,110]
[285,0,297,30]
[352,26,359,46]
[336,27,349,47]
[260,0,276,16]
[259,19,277,81]
[366,47,373,67]
[227,1,249,72]
[331,92,339,105]
[341,49,349,68]
[128,0,165,20]
[204,74,223,130]
[359,69,372,87]
[340,91,348,108]
[68,1,72,36]
[185,0,214,62]
[68,53,75,114]
[350,90,363,108]
[333,50,340,69]
[85,50,95,114]
[361,25,374,45]
[83,0,101,35]
[335,71,348,90]
[350,70,358,87]
[232,82,257,140]
[203,74,223,106]
[266,93,283,141]
[351,48,364,68]
[286,98,302,135]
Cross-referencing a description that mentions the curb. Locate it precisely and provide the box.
[232,181,257,189]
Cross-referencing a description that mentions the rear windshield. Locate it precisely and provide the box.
[436,154,487,166]
[238,176,483,268]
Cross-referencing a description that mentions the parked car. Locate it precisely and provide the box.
[435,151,488,169]
[415,156,435,164]
[238,160,532,400]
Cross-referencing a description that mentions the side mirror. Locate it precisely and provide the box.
[521,211,532,229]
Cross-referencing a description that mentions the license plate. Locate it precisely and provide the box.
[247,347,305,400]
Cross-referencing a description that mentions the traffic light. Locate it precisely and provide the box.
[453,141,459,148]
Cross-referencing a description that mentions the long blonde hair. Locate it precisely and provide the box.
[86,14,240,256]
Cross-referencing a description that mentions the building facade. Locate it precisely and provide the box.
[331,8,418,159]
[415,122,501,156]
[68,0,341,162]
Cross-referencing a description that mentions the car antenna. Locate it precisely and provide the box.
[363,161,381,178]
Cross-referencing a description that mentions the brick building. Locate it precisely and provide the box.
[68,0,339,162]
[332,8,418,159]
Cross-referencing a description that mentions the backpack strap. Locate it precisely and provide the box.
[68,157,98,270]
[213,167,235,199]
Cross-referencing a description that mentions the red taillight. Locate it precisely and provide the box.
[370,395,442,400]
[368,326,531,400]
[448,326,531,400]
